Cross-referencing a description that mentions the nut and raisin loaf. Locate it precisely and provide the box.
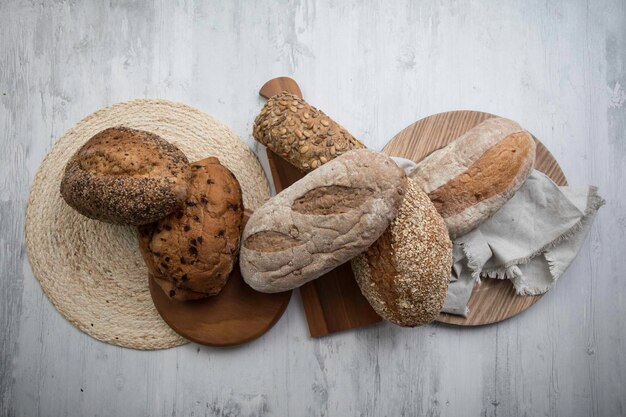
[138,157,243,300]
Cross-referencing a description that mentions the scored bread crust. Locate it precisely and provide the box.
[240,149,407,293]
[410,117,536,238]
[137,157,243,301]
[351,178,452,327]
[411,117,525,193]
[60,127,191,225]
[253,92,366,172]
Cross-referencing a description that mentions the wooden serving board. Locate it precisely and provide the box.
[383,110,567,326]
[150,213,292,346]
[260,77,382,337]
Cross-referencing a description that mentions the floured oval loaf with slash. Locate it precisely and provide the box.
[240,149,407,293]
[410,117,536,238]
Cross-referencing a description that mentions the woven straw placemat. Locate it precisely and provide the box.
[25,99,270,350]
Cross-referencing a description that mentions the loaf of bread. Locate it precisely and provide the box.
[60,127,190,225]
[253,92,366,172]
[410,117,536,238]
[137,157,244,300]
[240,149,407,293]
[352,178,452,327]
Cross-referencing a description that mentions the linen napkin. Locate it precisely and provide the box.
[391,157,605,317]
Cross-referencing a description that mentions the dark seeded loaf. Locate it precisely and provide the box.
[240,149,407,293]
[60,127,190,225]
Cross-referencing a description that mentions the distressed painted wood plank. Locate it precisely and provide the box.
[0,1,624,416]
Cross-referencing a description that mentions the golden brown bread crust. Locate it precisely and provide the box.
[253,92,366,172]
[410,117,536,238]
[60,127,190,225]
[137,157,244,301]
[428,131,535,218]
[352,178,452,327]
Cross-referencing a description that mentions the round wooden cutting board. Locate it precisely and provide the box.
[150,214,292,347]
[150,266,291,346]
[383,111,567,326]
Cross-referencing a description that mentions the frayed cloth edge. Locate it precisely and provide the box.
[497,186,604,271]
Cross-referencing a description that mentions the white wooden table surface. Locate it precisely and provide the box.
[1,1,624,416]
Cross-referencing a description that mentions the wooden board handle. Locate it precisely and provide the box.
[258,80,383,337]
[259,77,303,99]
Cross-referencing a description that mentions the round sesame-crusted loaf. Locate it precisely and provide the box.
[60,127,190,225]
[137,157,244,301]
[351,178,452,327]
